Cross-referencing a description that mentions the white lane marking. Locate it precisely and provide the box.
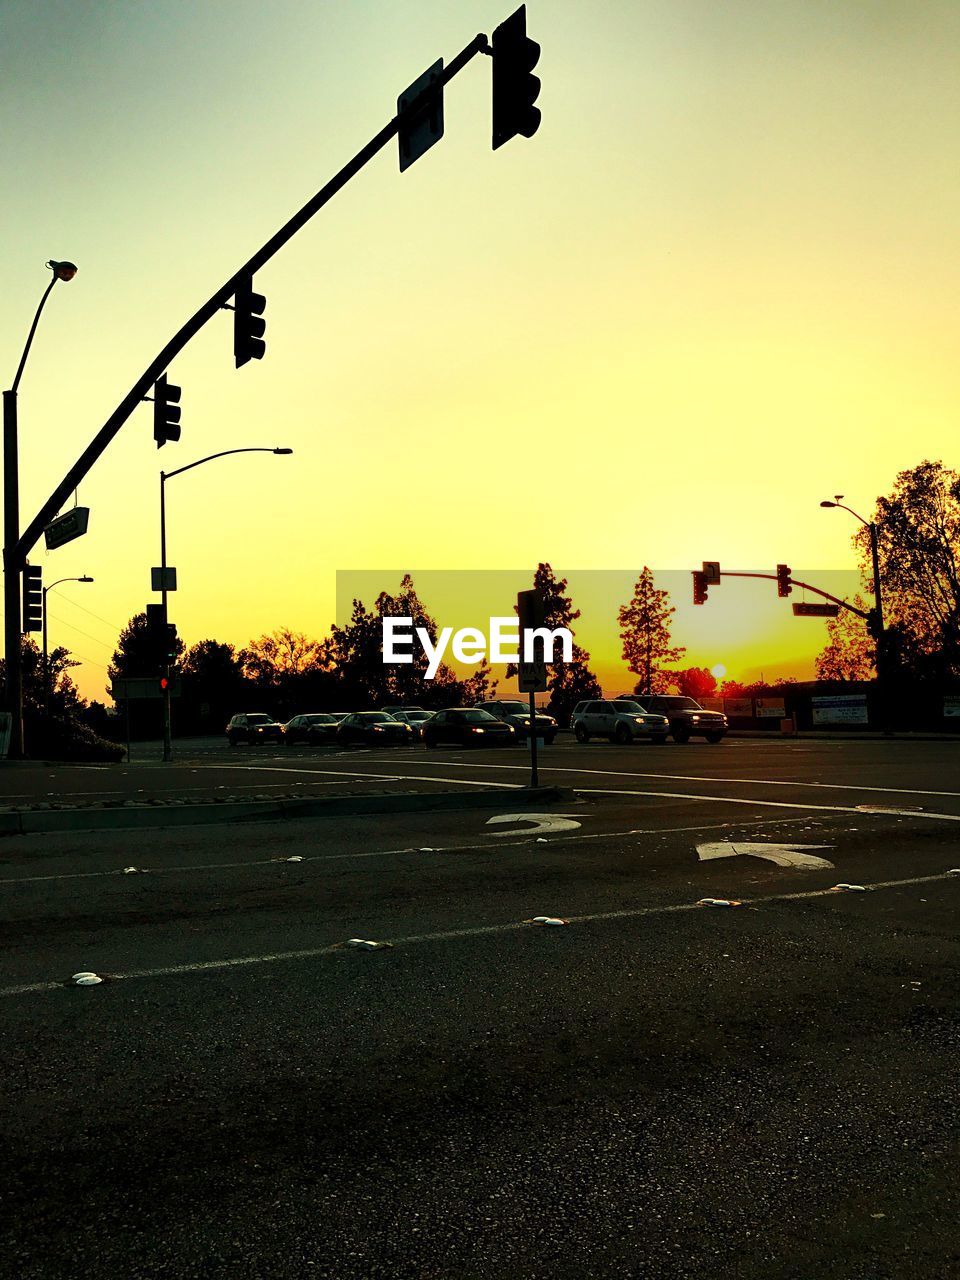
[2,870,955,999]
[348,758,960,801]
[697,842,835,870]
[579,786,960,823]
[485,813,582,836]
[185,764,524,789]
[0,814,845,887]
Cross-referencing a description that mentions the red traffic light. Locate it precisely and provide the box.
[160,676,170,691]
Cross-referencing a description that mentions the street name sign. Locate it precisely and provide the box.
[702,561,721,584]
[43,506,90,550]
[793,602,839,617]
[398,59,444,171]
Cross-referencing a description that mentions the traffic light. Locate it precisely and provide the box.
[22,564,42,633]
[153,374,182,448]
[692,570,708,605]
[491,5,541,150]
[866,608,883,640]
[160,675,170,692]
[234,273,267,368]
[776,564,792,598]
[163,622,179,663]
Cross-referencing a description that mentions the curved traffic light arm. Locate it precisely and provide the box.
[14,31,491,566]
[719,570,871,619]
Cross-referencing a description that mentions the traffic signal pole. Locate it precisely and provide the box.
[14,32,491,573]
[2,390,23,756]
[160,471,172,763]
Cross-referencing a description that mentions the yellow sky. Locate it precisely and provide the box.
[2,1,957,702]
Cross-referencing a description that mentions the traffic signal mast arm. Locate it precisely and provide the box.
[14,30,491,566]
[716,571,871,620]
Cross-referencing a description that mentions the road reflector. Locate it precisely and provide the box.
[829,883,867,893]
[697,898,743,908]
[72,972,103,985]
[285,856,303,863]
[528,916,568,926]
[947,868,960,876]
[344,938,393,950]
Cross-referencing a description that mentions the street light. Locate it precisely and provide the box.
[4,259,78,757]
[158,446,293,761]
[42,575,94,713]
[819,494,888,729]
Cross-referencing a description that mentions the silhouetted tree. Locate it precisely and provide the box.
[671,666,718,700]
[510,564,602,724]
[108,612,185,683]
[619,567,685,695]
[815,596,874,682]
[0,637,81,719]
[240,628,326,684]
[856,460,960,680]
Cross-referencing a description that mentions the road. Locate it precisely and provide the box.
[1,738,959,1278]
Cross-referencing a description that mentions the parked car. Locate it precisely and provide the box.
[477,700,558,744]
[382,705,426,717]
[336,712,415,747]
[640,695,728,743]
[423,708,516,748]
[390,709,434,737]
[226,712,284,746]
[283,713,340,745]
[329,712,350,722]
[570,700,670,744]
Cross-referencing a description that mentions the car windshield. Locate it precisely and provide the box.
[498,702,527,713]
[247,714,273,724]
[307,715,336,724]
[614,700,646,712]
[661,697,702,711]
[455,709,498,723]
[361,712,395,723]
[406,712,431,722]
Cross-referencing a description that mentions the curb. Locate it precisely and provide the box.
[0,785,574,836]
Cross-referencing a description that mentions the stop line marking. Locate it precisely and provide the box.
[1,870,956,1000]
[578,786,960,823]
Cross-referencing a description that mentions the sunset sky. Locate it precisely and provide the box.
[2,1,957,702]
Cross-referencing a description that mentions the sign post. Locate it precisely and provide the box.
[517,589,547,788]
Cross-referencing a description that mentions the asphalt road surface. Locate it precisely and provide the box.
[2,739,959,1278]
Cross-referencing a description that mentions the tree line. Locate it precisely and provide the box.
[8,458,956,749]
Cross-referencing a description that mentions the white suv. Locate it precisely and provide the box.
[570,699,670,744]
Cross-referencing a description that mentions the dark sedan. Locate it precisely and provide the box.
[336,712,415,747]
[283,713,341,745]
[423,708,517,748]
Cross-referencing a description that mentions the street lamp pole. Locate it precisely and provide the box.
[3,261,78,757]
[42,574,94,713]
[158,446,293,762]
[820,495,889,729]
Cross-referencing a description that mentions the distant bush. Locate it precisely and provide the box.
[25,713,124,762]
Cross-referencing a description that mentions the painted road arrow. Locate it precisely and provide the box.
[697,842,835,870]
[486,814,583,836]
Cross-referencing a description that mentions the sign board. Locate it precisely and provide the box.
[943,696,960,720]
[398,59,444,172]
[756,697,786,719]
[43,506,90,551]
[793,602,839,618]
[724,697,753,718]
[701,561,721,585]
[0,712,11,759]
[518,658,548,693]
[111,676,181,701]
[812,694,868,725]
[151,566,177,592]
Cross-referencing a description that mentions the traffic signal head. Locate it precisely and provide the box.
[163,623,178,663]
[153,374,182,448]
[492,5,541,150]
[234,274,267,368]
[22,565,42,632]
[692,570,708,605]
[866,608,883,640]
[776,564,792,597]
